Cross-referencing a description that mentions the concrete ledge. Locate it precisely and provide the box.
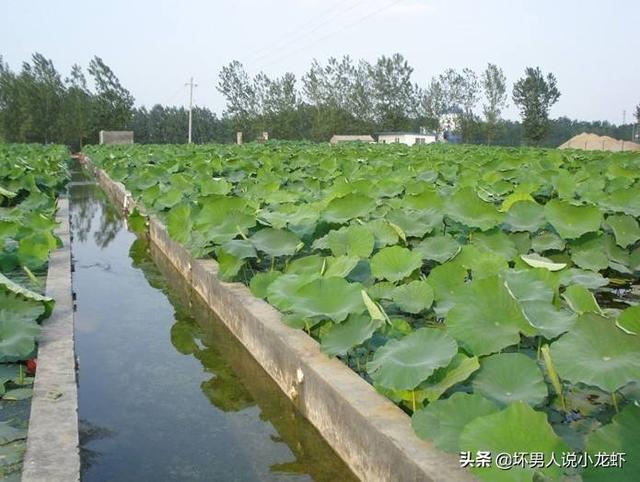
[22,198,80,482]
[81,156,474,482]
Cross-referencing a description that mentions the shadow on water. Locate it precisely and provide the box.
[70,167,356,482]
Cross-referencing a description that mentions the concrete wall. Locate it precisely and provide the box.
[81,156,475,482]
[99,130,134,145]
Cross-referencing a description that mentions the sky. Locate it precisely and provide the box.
[2,0,638,123]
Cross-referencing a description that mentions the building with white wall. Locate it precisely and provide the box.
[375,131,436,146]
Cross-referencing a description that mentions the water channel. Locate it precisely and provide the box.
[69,166,356,481]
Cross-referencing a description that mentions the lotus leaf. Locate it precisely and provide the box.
[446,187,503,231]
[320,314,383,357]
[616,305,640,335]
[367,328,457,391]
[326,225,374,258]
[520,253,566,271]
[322,194,376,223]
[606,214,640,248]
[420,353,480,402]
[446,275,534,356]
[504,201,547,232]
[459,402,568,482]
[550,313,640,392]
[413,235,460,264]
[370,246,422,282]
[562,284,602,314]
[390,280,434,314]
[544,199,603,239]
[472,353,548,407]
[249,271,281,298]
[289,277,365,322]
[412,392,498,452]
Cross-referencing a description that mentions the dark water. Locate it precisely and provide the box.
[69,168,356,482]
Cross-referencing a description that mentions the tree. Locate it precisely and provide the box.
[88,56,134,135]
[368,53,417,130]
[481,63,507,144]
[217,60,258,135]
[512,67,560,145]
[61,64,93,149]
[635,103,640,124]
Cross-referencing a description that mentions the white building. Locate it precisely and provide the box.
[375,131,436,146]
[330,134,375,144]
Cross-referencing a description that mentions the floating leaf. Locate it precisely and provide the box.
[606,214,640,248]
[544,199,603,239]
[322,194,376,223]
[520,253,566,271]
[413,235,460,263]
[550,313,640,393]
[504,201,547,232]
[472,353,548,407]
[521,301,576,339]
[391,280,434,314]
[446,187,502,231]
[531,231,565,252]
[562,284,602,315]
[616,305,640,335]
[412,392,498,452]
[370,246,423,282]
[583,404,640,482]
[421,353,480,402]
[320,314,383,357]
[446,275,534,356]
[326,225,374,258]
[289,277,364,322]
[367,328,457,391]
[459,402,568,482]
[570,236,609,271]
[250,228,301,257]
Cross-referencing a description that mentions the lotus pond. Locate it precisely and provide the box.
[85,142,640,481]
[0,143,69,479]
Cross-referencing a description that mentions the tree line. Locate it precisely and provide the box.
[0,52,637,148]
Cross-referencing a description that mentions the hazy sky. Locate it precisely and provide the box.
[2,0,638,123]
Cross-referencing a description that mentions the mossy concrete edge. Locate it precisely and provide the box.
[82,156,475,482]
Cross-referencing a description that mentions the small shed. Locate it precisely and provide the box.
[375,132,436,146]
[99,130,134,145]
[330,134,375,144]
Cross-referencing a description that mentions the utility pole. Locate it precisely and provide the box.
[185,77,198,144]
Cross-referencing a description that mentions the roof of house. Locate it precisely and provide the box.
[330,134,375,143]
[375,131,437,137]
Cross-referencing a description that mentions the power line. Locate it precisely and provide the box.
[255,0,405,71]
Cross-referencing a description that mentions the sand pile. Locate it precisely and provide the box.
[559,132,640,152]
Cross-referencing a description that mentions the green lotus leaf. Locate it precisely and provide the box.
[0,186,17,199]
[16,231,59,270]
[403,188,443,211]
[505,201,547,232]
[214,247,245,281]
[370,246,423,282]
[326,225,374,258]
[446,187,503,231]
[220,239,257,259]
[391,280,434,314]
[0,290,46,325]
[367,328,458,391]
[470,230,517,260]
[323,255,359,278]
[446,275,534,356]
[531,231,565,252]
[459,402,568,482]
[166,202,193,245]
[570,236,609,271]
[285,255,324,275]
[562,284,602,315]
[558,268,609,290]
[127,208,147,234]
[249,271,282,298]
[0,318,40,362]
[153,187,183,209]
[289,277,365,322]
[365,282,396,300]
[413,235,460,264]
[550,313,640,392]
[427,260,468,316]
[544,199,603,239]
[602,187,640,217]
[520,253,566,271]
[250,228,301,257]
[583,404,640,482]
[362,219,399,248]
[502,268,556,303]
[616,305,640,335]
[521,301,576,339]
[320,314,383,357]
[456,245,509,279]
[472,353,548,407]
[322,194,376,223]
[606,214,640,248]
[385,209,442,238]
[509,231,532,254]
[412,392,498,453]
[500,191,534,212]
[0,420,27,445]
[420,353,480,402]
[199,178,232,196]
[266,274,315,312]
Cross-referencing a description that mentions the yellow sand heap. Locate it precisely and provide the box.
[559,132,640,152]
